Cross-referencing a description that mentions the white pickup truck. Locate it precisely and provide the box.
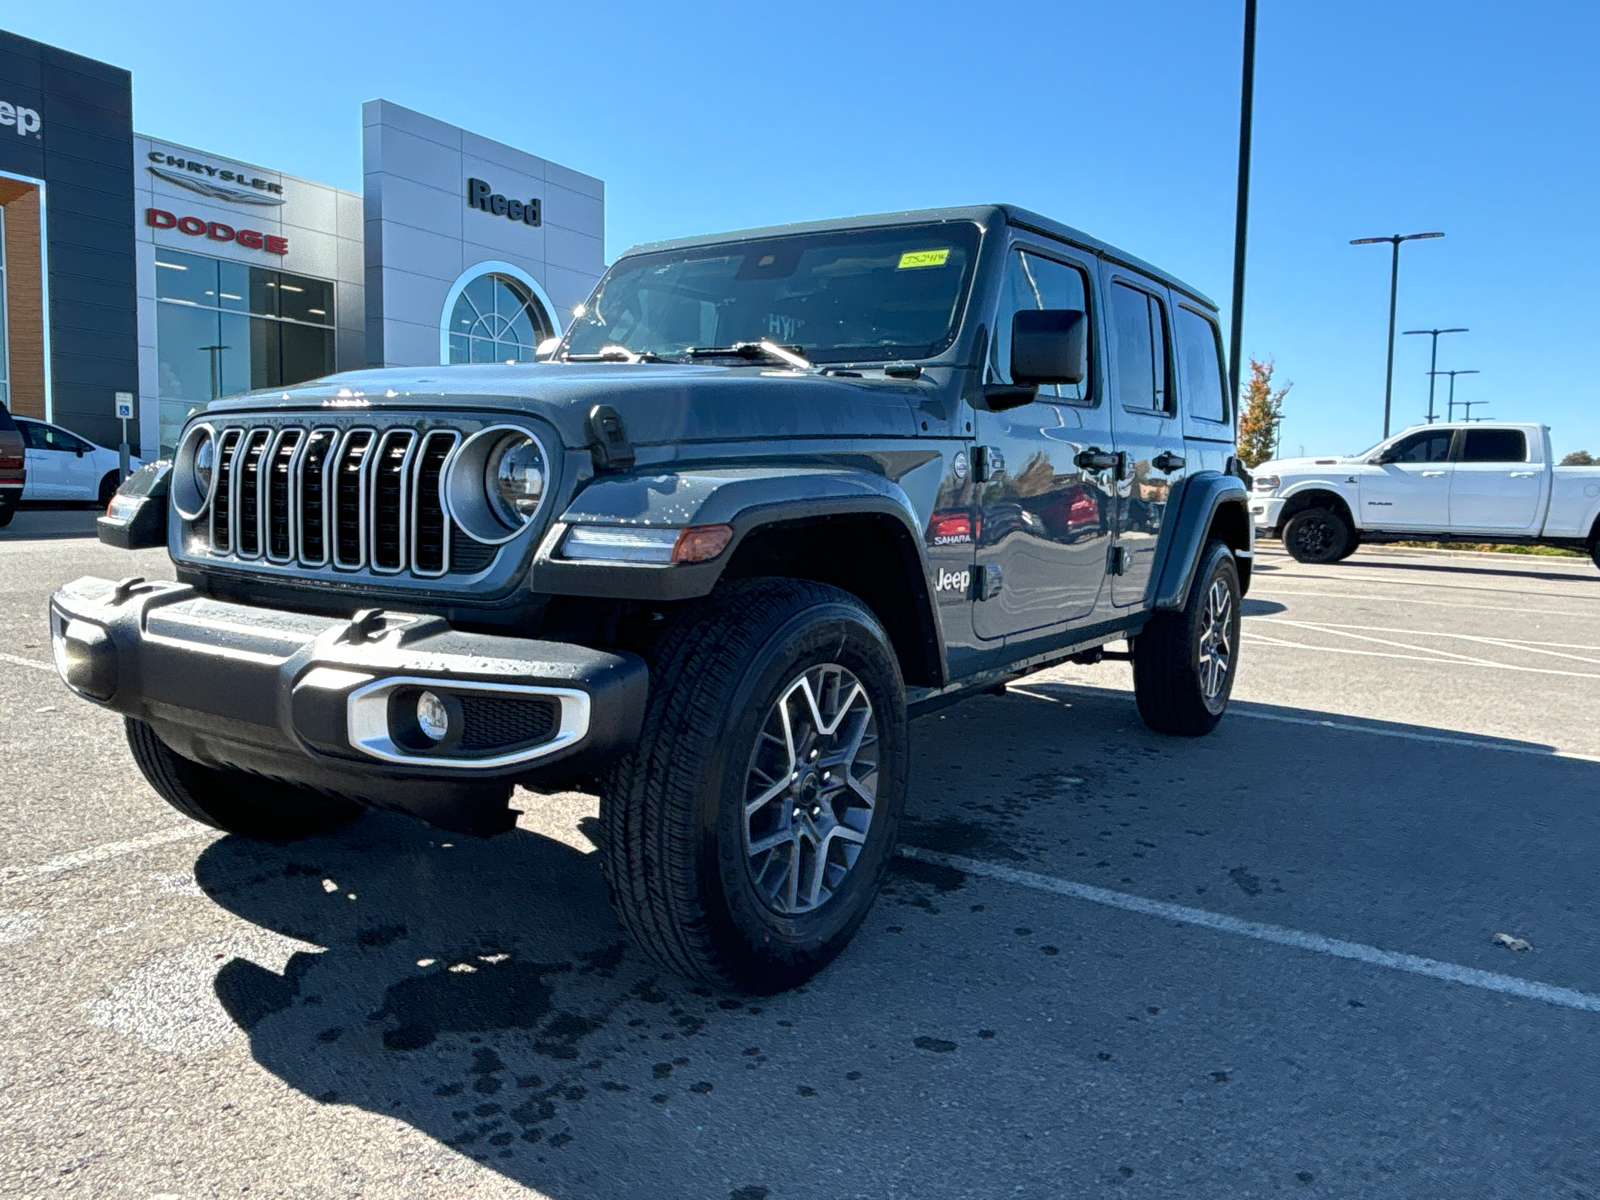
[1250,422,1600,567]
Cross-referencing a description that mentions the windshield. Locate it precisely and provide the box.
[562,222,982,365]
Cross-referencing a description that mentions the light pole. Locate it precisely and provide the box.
[1429,368,1479,421]
[1460,399,1490,422]
[1351,231,1445,438]
[1226,0,1258,411]
[1402,327,1467,423]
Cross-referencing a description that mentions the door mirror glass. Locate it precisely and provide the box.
[1011,309,1087,386]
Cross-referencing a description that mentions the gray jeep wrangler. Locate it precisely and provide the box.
[51,206,1251,992]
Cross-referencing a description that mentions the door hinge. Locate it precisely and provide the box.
[972,445,1006,482]
[977,562,1004,600]
[1108,546,1130,576]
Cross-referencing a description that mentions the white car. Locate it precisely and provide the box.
[1251,422,1600,567]
[16,417,142,507]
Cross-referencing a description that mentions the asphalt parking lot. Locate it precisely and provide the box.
[4,509,1600,1199]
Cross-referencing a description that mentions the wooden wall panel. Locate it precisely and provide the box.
[0,181,46,419]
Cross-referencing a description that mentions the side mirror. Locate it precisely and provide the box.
[76,448,85,458]
[1012,309,1087,386]
[1375,449,1398,465]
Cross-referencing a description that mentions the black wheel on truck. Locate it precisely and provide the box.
[1132,539,1242,737]
[1282,507,1352,564]
[598,578,910,993]
[126,717,363,839]
[1334,532,1362,561]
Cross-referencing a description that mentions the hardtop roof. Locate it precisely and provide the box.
[618,204,1218,312]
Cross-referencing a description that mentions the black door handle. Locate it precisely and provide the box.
[1153,451,1186,472]
[1075,447,1119,472]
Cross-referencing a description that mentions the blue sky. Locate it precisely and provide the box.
[13,1,1600,456]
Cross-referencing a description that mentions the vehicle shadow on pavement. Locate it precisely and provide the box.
[190,682,1600,1199]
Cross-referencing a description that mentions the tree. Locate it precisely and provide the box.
[1560,450,1595,466]
[1236,357,1292,468]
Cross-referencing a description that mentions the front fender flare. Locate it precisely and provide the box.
[1150,473,1253,610]
[530,466,935,602]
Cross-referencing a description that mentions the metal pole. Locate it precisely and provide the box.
[1382,239,1400,438]
[1425,333,1440,423]
[1447,372,1456,421]
[1226,0,1257,411]
[119,418,130,483]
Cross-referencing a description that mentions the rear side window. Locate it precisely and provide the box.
[1386,430,1453,463]
[1175,306,1227,424]
[1110,282,1171,414]
[991,249,1092,401]
[1461,429,1527,463]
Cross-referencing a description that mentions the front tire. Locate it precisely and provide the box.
[1133,540,1242,737]
[97,472,120,508]
[126,718,362,839]
[1282,507,1352,563]
[598,579,909,993]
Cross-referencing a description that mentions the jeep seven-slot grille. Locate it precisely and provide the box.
[188,421,505,581]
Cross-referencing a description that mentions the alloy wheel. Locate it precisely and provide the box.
[742,664,879,915]
[1197,578,1234,703]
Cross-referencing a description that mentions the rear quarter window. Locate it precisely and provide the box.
[1175,306,1228,424]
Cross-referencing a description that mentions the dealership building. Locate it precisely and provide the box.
[0,28,605,459]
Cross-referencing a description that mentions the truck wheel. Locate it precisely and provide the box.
[1133,540,1241,737]
[1335,533,1362,561]
[126,718,362,839]
[1282,507,1351,563]
[598,579,909,993]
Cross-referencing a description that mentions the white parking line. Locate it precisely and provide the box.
[896,846,1600,1014]
[5,826,213,882]
[0,652,53,673]
[1241,632,1600,679]
[1252,585,1598,620]
[1010,682,1600,763]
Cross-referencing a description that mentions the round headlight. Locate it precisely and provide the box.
[194,435,216,495]
[171,422,217,521]
[486,435,546,525]
[442,425,555,545]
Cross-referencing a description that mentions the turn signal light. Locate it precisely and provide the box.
[671,524,734,564]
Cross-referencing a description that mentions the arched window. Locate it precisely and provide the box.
[447,272,553,364]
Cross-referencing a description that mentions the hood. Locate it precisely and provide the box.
[204,361,928,448]
[1256,454,1358,475]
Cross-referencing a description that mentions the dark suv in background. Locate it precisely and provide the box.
[53,205,1252,992]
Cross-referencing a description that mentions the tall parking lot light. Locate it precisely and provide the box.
[1227,0,1258,411]
[1429,368,1479,421]
[1403,327,1468,423]
[1460,399,1491,422]
[1352,232,1445,438]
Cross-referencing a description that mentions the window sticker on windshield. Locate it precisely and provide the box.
[898,249,951,270]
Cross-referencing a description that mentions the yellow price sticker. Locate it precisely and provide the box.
[897,248,951,269]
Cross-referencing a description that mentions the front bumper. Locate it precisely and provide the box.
[1249,496,1285,533]
[48,576,647,833]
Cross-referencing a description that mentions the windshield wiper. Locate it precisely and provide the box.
[562,345,667,363]
[687,340,812,369]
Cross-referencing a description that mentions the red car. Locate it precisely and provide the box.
[0,405,25,528]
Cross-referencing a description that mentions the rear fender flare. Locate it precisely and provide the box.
[1150,473,1253,610]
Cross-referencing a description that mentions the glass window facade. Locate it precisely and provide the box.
[155,248,335,452]
[448,273,551,364]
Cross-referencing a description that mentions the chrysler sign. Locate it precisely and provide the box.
[147,151,286,206]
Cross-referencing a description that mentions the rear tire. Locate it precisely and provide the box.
[1283,507,1352,564]
[97,472,120,508]
[1133,540,1241,737]
[598,579,909,993]
[126,718,362,840]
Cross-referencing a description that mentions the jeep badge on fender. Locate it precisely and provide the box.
[54,205,1252,994]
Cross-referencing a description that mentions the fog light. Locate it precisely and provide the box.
[52,618,118,702]
[416,690,450,742]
